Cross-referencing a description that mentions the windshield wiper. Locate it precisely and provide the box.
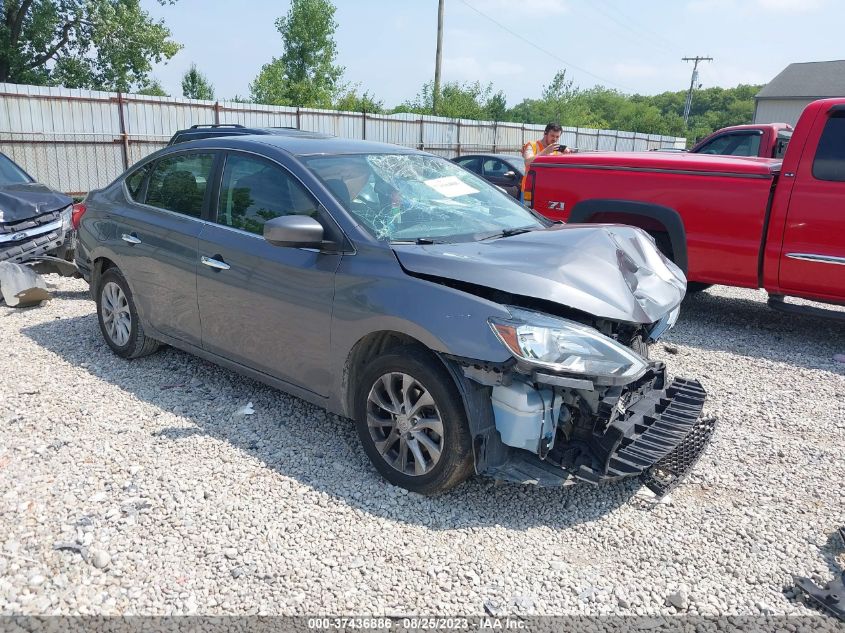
[476,226,536,241]
[390,237,441,245]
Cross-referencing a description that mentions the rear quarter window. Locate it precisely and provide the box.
[812,114,845,182]
[124,164,150,201]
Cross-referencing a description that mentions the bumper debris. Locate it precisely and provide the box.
[0,261,52,307]
[794,527,845,622]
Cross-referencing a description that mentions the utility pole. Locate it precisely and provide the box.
[682,56,712,126]
[433,0,445,116]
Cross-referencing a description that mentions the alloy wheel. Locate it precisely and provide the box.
[101,281,131,347]
[366,372,445,476]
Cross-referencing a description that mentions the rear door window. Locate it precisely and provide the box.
[144,153,215,217]
[455,157,481,173]
[812,113,845,182]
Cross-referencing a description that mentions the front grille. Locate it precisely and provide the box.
[0,208,62,236]
[641,414,717,497]
[0,209,67,263]
[604,378,708,479]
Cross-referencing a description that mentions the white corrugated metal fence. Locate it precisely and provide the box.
[0,83,687,194]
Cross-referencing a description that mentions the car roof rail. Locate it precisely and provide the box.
[188,124,246,129]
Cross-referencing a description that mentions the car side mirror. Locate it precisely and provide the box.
[263,215,324,248]
[503,170,517,180]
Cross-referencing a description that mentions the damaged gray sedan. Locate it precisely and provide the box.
[75,135,715,495]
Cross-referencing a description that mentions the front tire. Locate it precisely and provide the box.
[96,267,160,359]
[354,347,474,495]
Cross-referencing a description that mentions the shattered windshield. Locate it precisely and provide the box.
[0,154,32,186]
[303,153,543,242]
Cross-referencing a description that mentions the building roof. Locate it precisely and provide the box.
[756,60,845,99]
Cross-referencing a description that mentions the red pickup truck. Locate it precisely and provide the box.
[526,98,845,318]
[689,122,793,158]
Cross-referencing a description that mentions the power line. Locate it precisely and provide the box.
[593,0,686,56]
[457,0,633,92]
[585,1,678,58]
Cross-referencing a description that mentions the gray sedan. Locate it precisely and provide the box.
[75,134,713,495]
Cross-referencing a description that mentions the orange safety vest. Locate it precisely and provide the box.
[520,139,547,202]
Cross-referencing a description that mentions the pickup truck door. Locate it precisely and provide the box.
[777,107,845,302]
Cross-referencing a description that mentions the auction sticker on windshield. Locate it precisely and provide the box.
[423,176,478,198]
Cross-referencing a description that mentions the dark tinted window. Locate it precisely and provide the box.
[773,131,792,159]
[216,154,318,234]
[0,153,32,186]
[812,114,845,182]
[697,132,761,156]
[482,158,509,177]
[124,164,150,201]
[455,157,481,173]
[145,153,214,217]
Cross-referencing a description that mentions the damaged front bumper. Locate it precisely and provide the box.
[449,357,714,497]
[0,206,77,275]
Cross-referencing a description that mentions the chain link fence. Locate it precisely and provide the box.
[0,82,686,195]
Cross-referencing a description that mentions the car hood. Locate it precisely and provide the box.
[392,224,686,324]
[0,183,73,223]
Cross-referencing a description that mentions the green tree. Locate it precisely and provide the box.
[0,0,182,90]
[181,63,214,100]
[136,78,168,96]
[334,86,383,113]
[249,0,344,107]
[394,80,507,121]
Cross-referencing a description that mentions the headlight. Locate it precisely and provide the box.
[60,204,73,232]
[489,307,648,384]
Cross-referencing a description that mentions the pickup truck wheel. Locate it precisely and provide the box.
[650,232,674,262]
[686,282,712,293]
[96,267,160,359]
[354,347,474,495]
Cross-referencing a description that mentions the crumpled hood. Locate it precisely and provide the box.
[392,224,687,324]
[0,183,72,223]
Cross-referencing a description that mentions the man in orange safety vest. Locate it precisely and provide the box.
[521,122,571,204]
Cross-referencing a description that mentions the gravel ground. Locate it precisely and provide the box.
[1,276,843,618]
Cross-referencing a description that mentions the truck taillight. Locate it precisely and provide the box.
[525,171,536,208]
[71,203,87,230]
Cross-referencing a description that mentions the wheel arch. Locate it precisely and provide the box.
[341,330,441,419]
[568,199,689,274]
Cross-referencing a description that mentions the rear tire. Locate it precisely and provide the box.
[96,267,160,359]
[354,347,474,495]
[685,282,712,293]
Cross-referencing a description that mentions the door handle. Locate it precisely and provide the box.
[201,255,231,271]
[121,233,141,245]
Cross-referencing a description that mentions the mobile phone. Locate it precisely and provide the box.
[557,144,568,152]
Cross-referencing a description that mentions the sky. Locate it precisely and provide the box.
[141,0,845,107]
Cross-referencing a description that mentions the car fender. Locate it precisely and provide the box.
[327,257,514,416]
[568,199,688,274]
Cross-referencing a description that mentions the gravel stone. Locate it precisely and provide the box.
[0,277,843,616]
[665,589,689,610]
[89,549,110,570]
